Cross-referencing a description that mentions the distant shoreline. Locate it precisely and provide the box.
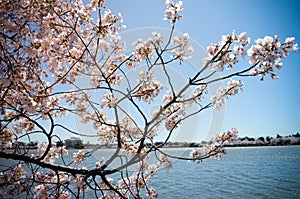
[2,143,299,151]
[3,133,299,150]
[80,142,300,150]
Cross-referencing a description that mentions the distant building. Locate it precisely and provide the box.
[65,137,83,148]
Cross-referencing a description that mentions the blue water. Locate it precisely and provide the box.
[150,146,300,199]
[1,146,299,198]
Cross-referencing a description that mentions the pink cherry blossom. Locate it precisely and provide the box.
[101,93,118,108]
[73,150,86,165]
[211,79,243,109]
[171,33,194,63]
[164,0,184,24]
[247,35,298,79]
[203,31,251,71]
[0,0,298,198]
[134,71,163,103]
[189,129,238,162]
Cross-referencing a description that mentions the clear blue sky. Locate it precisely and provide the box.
[104,0,300,140]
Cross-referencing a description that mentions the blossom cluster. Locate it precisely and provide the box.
[134,71,163,103]
[247,36,298,79]
[132,38,155,63]
[189,129,238,162]
[116,163,159,198]
[189,85,207,102]
[130,31,165,67]
[34,185,71,199]
[162,91,188,131]
[0,164,28,195]
[171,33,194,63]
[35,143,68,164]
[32,171,92,198]
[96,121,118,143]
[100,92,118,108]
[159,154,173,169]
[211,79,243,110]
[33,171,71,199]
[203,31,298,80]
[0,0,128,143]
[203,31,251,71]
[119,115,142,140]
[164,0,183,24]
[73,150,86,165]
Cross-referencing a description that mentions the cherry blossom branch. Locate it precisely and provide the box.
[0,0,298,198]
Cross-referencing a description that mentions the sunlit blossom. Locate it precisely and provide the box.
[164,0,183,23]
[73,150,86,165]
[134,71,163,103]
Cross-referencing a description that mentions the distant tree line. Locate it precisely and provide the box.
[151,132,300,147]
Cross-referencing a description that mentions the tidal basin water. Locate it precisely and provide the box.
[149,146,300,199]
[1,146,299,198]
[84,146,300,198]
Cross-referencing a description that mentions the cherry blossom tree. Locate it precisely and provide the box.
[0,0,298,198]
